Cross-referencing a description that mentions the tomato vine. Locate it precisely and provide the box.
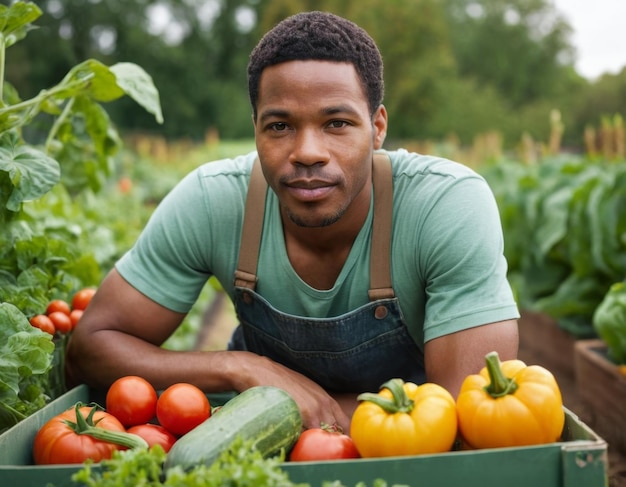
[0,1,162,431]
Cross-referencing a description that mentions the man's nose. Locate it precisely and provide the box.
[291,128,329,166]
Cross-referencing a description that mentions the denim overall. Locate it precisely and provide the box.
[229,154,425,393]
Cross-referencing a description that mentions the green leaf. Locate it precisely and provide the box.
[110,62,164,124]
[534,185,571,258]
[533,274,607,325]
[0,133,60,211]
[58,59,125,103]
[593,281,626,364]
[72,94,121,158]
[0,302,54,432]
[0,1,42,48]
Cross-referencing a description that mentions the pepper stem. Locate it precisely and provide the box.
[357,378,414,414]
[484,351,518,398]
[66,403,148,450]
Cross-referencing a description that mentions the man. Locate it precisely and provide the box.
[66,11,519,431]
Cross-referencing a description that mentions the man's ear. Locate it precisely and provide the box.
[373,104,388,149]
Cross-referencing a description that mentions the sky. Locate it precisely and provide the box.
[552,0,626,80]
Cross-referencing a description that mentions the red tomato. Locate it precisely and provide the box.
[106,376,158,427]
[30,314,55,335]
[72,288,96,311]
[118,177,133,193]
[289,426,361,461]
[46,299,71,316]
[69,308,83,329]
[156,383,210,436]
[127,424,177,452]
[33,406,128,464]
[48,311,73,334]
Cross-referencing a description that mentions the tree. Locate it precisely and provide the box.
[255,0,455,141]
[5,0,259,140]
[443,0,576,106]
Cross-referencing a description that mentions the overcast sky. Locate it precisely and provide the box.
[552,0,626,79]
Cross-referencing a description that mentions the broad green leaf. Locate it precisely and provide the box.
[72,94,121,158]
[1,81,22,105]
[534,185,571,258]
[0,302,54,394]
[0,96,42,132]
[533,273,605,322]
[587,173,615,276]
[593,281,626,363]
[61,59,124,102]
[0,1,42,48]
[567,172,598,276]
[0,140,60,211]
[0,302,53,431]
[110,62,164,124]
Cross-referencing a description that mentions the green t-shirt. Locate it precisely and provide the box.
[116,149,519,351]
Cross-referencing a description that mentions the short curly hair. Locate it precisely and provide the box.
[247,11,384,119]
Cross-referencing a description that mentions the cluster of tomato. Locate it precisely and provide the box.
[29,288,97,335]
[33,376,212,465]
[106,376,212,451]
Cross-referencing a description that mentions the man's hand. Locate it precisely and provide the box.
[66,270,351,431]
[231,353,351,431]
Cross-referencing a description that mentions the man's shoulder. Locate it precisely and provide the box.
[385,148,480,181]
[195,151,257,181]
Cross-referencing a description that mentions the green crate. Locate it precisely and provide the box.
[0,385,608,487]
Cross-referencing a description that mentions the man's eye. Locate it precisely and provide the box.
[270,122,288,131]
[328,120,348,128]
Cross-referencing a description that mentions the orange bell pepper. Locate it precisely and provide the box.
[456,351,565,449]
[350,378,457,457]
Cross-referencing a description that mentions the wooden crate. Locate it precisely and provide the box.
[0,385,609,487]
[519,310,577,379]
[574,339,626,454]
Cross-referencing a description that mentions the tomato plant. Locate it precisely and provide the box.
[72,288,97,311]
[48,311,73,334]
[0,1,162,432]
[46,300,71,316]
[127,423,177,452]
[156,383,210,436]
[289,424,360,461]
[33,403,147,465]
[106,376,158,427]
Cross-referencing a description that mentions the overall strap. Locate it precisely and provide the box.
[368,152,395,300]
[234,153,395,300]
[233,158,265,290]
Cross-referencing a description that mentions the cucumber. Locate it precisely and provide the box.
[164,385,302,471]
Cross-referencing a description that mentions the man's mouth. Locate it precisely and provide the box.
[284,179,336,201]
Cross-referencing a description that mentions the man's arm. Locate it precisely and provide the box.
[424,319,519,398]
[65,269,350,431]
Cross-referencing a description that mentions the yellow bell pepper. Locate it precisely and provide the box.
[456,351,565,449]
[350,378,457,457]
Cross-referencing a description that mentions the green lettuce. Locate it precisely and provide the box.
[593,281,626,364]
[0,302,54,433]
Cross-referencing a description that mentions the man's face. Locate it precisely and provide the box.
[253,60,387,228]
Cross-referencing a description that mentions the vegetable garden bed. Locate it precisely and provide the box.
[0,384,609,487]
[575,339,626,455]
